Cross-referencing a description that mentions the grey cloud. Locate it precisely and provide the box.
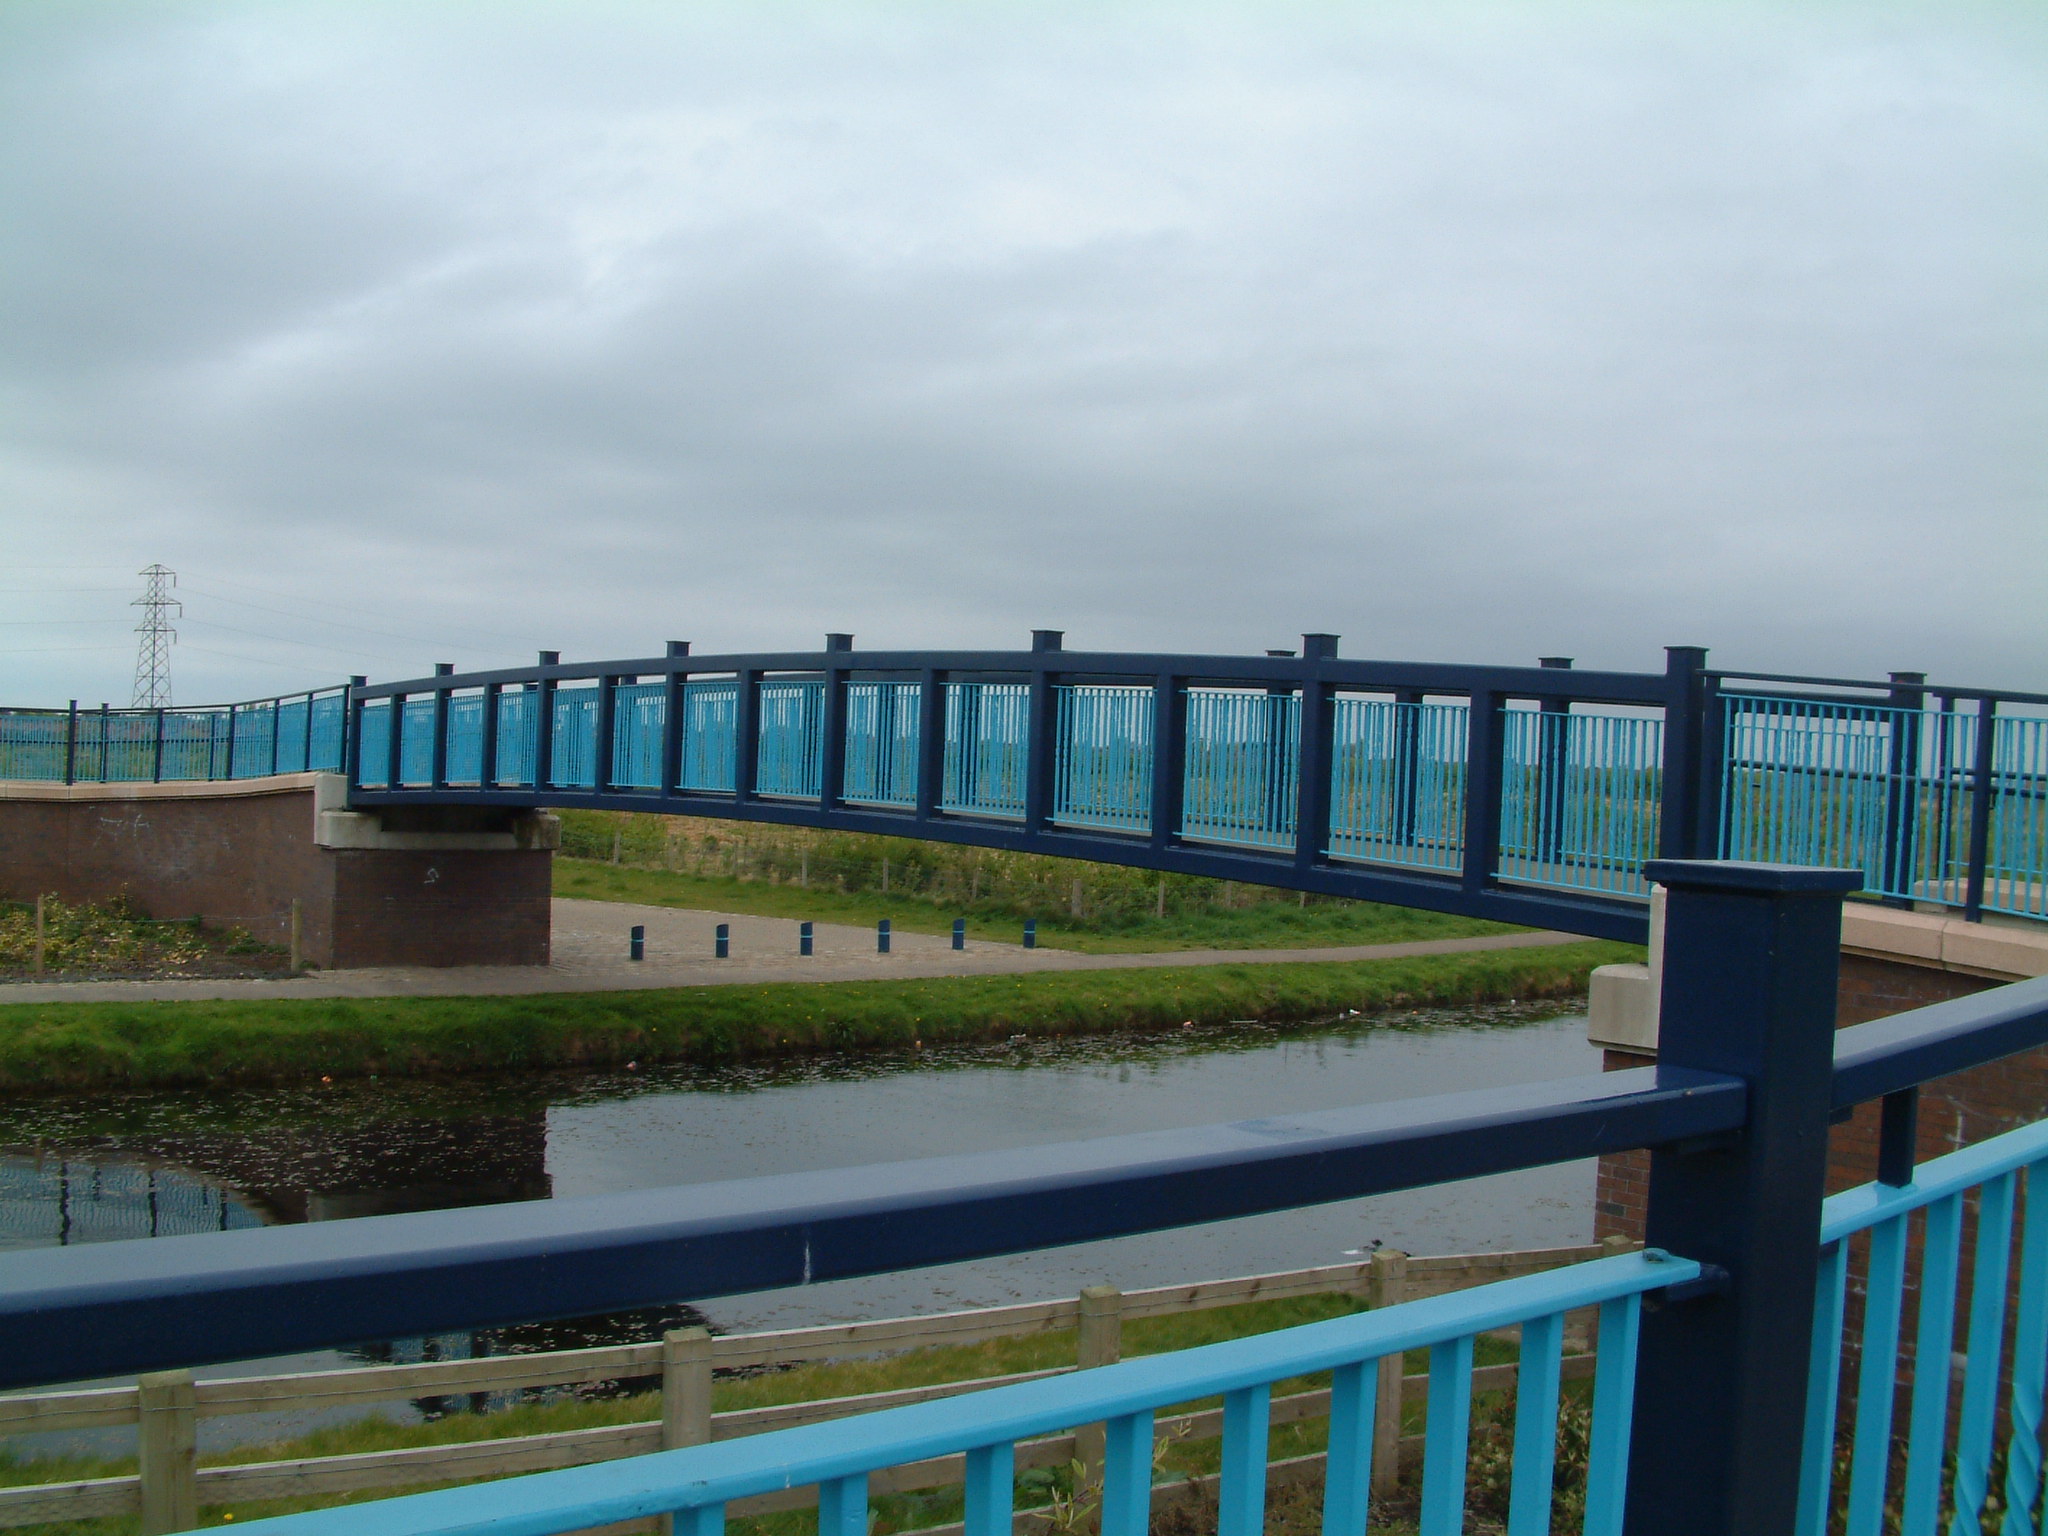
[2,1,2043,708]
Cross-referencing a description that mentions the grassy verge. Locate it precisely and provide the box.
[0,1291,1556,1533]
[554,858,1516,953]
[0,943,1633,1092]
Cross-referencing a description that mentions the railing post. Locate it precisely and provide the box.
[151,706,165,783]
[430,665,454,792]
[1294,634,1338,873]
[662,643,690,799]
[63,699,77,786]
[1393,689,1423,846]
[914,668,945,824]
[345,679,366,789]
[533,653,559,793]
[1624,859,1860,1536]
[820,635,852,812]
[303,689,316,773]
[1881,671,1926,901]
[137,1368,197,1535]
[98,701,111,783]
[1366,1247,1409,1497]
[1657,646,1711,860]
[1963,695,1997,922]
[479,682,502,789]
[384,693,403,791]
[1023,630,1063,834]
[733,668,761,806]
[1149,674,1186,852]
[1460,689,1504,894]
[1075,1284,1123,1483]
[592,672,619,794]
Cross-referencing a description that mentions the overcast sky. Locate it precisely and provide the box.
[3,1,2043,706]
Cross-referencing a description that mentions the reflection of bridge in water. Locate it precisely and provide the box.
[0,1156,265,1248]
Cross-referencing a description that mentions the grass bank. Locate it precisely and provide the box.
[555,857,1514,953]
[0,942,1633,1092]
[553,810,1522,953]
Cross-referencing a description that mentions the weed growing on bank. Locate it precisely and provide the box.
[0,896,286,980]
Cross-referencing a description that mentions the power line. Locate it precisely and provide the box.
[131,565,180,708]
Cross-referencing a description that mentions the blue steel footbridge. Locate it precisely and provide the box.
[5,633,2046,942]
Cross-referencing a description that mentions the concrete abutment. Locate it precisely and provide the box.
[0,775,557,969]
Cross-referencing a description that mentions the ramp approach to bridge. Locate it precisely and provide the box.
[2,633,2044,965]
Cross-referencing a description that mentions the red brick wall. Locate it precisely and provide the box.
[0,785,550,968]
[1595,961,2025,1245]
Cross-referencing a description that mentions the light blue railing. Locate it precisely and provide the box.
[844,682,920,807]
[225,1248,1697,1536]
[1720,693,2048,922]
[1499,708,1663,899]
[1181,689,1299,850]
[756,680,826,798]
[1799,1117,2048,1536]
[0,692,348,783]
[941,682,1028,819]
[1054,684,1152,832]
[1326,697,1468,873]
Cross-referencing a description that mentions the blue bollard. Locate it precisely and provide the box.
[1022,918,1036,950]
[877,918,891,955]
[952,918,965,951]
[629,925,645,962]
[799,921,813,957]
[715,923,729,959]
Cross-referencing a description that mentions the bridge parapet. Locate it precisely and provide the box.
[5,638,2043,945]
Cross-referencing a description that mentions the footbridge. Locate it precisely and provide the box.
[4,634,2045,951]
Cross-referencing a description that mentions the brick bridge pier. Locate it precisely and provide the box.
[0,774,558,969]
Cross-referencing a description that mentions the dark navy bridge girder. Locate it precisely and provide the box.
[344,638,1718,944]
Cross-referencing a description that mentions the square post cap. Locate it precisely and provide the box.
[825,633,854,652]
[434,662,454,676]
[1301,633,1339,659]
[1031,629,1064,652]
[1642,860,1863,896]
[537,650,560,666]
[666,640,691,658]
[1539,656,1573,669]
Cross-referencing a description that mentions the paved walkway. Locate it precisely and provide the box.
[0,899,1589,1004]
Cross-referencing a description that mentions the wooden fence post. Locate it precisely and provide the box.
[659,1327,715,1536]
[1367,1249,1409,1498]
[1075,1285,1123,1484]
[137,1369,197,1535]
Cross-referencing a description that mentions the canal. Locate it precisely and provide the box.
[0,999,1601,1453]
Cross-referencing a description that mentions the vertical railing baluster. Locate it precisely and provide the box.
[2000,1160,2048,1536]
[1100,1410,1155,1536]
[964,1442,1015,1536]
[1795,1241,1849,1536]
[672,1505,724,1536]
[1419,1335,1474,1536]
[1846,1216,1909,1536]
[1218,1383,1271,1536]
[1584,1296,1642,1536]
[1507,1311,1565,1536]
[816,1473,868,1536]
[1321,1360,1373,1536]
[1952,1170,2018,1531]
[1899,1194,1963,1534]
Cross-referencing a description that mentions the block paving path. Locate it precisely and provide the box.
[0,898,1587,1004]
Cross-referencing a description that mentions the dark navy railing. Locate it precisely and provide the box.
[4,641,2044,932]
[3,862,2048,1535]
[343,634,1712,942]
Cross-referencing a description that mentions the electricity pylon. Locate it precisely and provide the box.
[131,564,180,708]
